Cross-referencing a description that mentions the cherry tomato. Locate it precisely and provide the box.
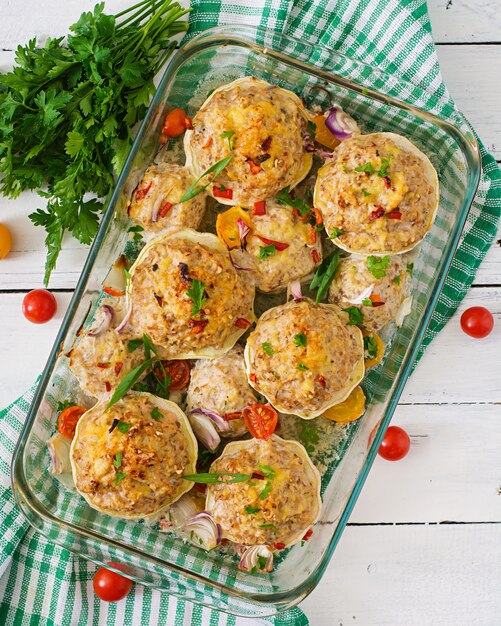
[0,223,13,259]
[22,289,57,324]
[57,405,86,440]
[93,562,133,602]
[155,360,191,390]
[161,108,190,138]
[243,403,278,439]
[460,306,494,339]
[378,426,410,461]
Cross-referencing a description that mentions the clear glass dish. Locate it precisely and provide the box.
[11,25,480,618]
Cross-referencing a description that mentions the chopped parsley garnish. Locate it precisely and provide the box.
[127,338,143,353]
[220,130,235,150]
[245,505,261,514]
[307,120,317,141]
[393,274,401,285]
[366,255,390,279]
[297,363,309,371]
[276,185,311,217]
[364,335,378,359]
[114,472,126,485]
[257,555,268,570]
[260,523,278,535]
[361,187,371,197]
[293,332,307,347]
[258,244,276,260]
[343,306,364,326]
[182,472,252,485]
[257,463,275,500]
[128,224,144,242]
[113,451,122,469]
[355,155,393,178]
[328,227,345,239]
[342,165,350,173]
[259,481,272,500]
[355,162,376,175]
[309,250,340,304]
[179,155,234,202]
[56,399,74,413]
[186,279,207,316]
[378,154,393,178]
[117,420,132,434]
[151,407,163,421]
[262,342,274,355]
[362,298,373,307]
[406,262,414,278]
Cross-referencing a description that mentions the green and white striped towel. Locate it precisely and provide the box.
[1,1,500,625]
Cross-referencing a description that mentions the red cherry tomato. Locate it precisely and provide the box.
[22,289,57,324]
[460,306,494,339]
[243,403,278,439]
[154,360,191,390]
[378,426,410,461]
[57,405,86,440]
[93,562,133,602]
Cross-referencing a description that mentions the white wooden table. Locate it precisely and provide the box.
[1,2,500,624]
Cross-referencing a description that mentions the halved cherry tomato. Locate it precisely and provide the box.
[378,425,410,461]
[161,108,191,138]
[58,405,86,440]
[362,330,385,369]
[243,403,278,439]
[22,289,57,324]
[323,386,365,423]
[155,360,191,390]
[253,201,266,216]
[460,306,494,338]
[93,562,133,602]
[311,114,340,150]
[255,235,289,251]
[0,223,12,259]
[213,186,233,199]
[216,206,253,249]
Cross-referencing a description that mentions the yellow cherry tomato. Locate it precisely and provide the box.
[311,114,340,151]
[323,386,365,423]
[216,206,253,250]
[363,330,385,369]
[0,223,12,259]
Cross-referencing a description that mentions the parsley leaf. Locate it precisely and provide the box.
[259,481,272,500]
[113,451,122,469]
[220,130,235,150]
[179,155,234,202]
[307,120,317,141]
[378,155,393,178]
[355,162,376,175]
[293,332,307,347]
[260,523,278,535]
[56,399,75,413]
[127,338,143,353]
[366,255,390,279]
[117,420,132,434]
[393,274,401,285]
[328,227,345,239]
[362,298,373,307]
[257,463,276,479]
[151,407,163,421]
[262,342,274,355]
[258,244,276,260]
[114,472,126,485]
[364,335,378,359]
[343,306,364,326]
[257,555,268,570]
[245,505,260,514]
[186,279,207,316]
[406,263,414,278]
[361,187,371,197]
[297,363,309,371]
[276,186,311,218]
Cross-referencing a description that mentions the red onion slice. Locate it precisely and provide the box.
[166,494,199,529]
[184,511,222,550]
[237,218,251,250]
[289,280,303,302]
[229,252,252,271]
[238,545,274,573]
[151,194,164,223]
[88,305,115,337]
[188,411,221,451]
[115,301,132,334]
[191,408,232,433]
[325,106,359,140]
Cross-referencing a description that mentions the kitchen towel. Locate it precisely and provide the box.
[1,1,500,625]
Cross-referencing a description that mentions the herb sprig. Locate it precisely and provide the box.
[0,1,189,284]
[186,279,207,316]
[309,250,340,304]
[179,155,233,202]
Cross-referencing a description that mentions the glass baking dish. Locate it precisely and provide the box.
[11,25,480,618]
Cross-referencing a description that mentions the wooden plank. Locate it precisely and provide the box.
[436,45,501,160]
[301,523,501,625]
[403,286,501,404]
[473,222,501,285]
[428,0,501,43]
[350,403,501,523]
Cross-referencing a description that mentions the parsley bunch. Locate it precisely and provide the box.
[0,1,189,284]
